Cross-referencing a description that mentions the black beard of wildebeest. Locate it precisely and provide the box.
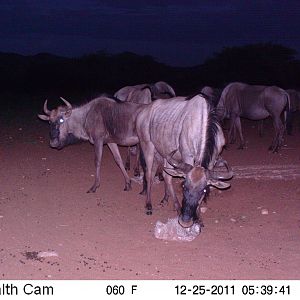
[180,183,210,227]
[49,121,60,140]
[56,133,81,149]
[49,121,81,149]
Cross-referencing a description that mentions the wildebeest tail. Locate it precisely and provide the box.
[284,91,293,135]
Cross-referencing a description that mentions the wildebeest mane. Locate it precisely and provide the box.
[180,93,220,169]
[201,106,219,169]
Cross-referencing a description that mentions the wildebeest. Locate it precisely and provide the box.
[114,81,176,101]
[286,89,300,134]
[136,94,232,227]
[38,96,145,193]
[217,82,290,152]
[123,84,175,174]
[123,87,152,174]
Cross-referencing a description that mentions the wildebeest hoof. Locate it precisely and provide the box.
[139,189,146,196]
[87,187,97,193]
[237,145,244,150]
[145,204,152,215]
[159,198,168,207]
[124,182,132,191]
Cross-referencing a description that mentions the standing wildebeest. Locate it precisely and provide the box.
[114,81,176,101]
[38,96,145,193]
[122,87,152,174]
[136,94,232,227]
[217,82,290,152]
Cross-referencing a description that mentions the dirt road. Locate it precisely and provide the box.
[1,115,300,279]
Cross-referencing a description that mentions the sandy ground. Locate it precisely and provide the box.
[1,111,300,280]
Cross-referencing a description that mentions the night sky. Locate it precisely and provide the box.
[1,0,300,66]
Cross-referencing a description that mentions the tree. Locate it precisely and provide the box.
[200,43,300,87]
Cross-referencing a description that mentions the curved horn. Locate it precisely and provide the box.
[209,158,233,180]
[43,99,51,115]
[166,149,179,168]
[166,150,193,173]
[60,97,72,110]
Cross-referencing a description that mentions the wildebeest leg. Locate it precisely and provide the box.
[160,171,181,214]
[142,142,156,215]
[143,157,159,214]
[139,148,147,195]
[107,143,132,191]
[133,144,141,177]
[235,117,245,149]
[125,146,131,171]
[269,116,284,152]
[228,116,236,144]
[87,139,104,193]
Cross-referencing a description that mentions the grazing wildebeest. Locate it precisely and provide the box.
[286,89,300,134]
[114,81,176,101]
[136,94,232,227]
[217,82,290,152]
[38,96,145,193]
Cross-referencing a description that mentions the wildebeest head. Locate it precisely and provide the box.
[165,154,232,228]
[38,97,78,149]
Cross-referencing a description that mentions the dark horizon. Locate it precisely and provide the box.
[1,1,300,67]
[1,42,299,69]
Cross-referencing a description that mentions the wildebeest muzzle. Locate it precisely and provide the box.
[49,122,61,148]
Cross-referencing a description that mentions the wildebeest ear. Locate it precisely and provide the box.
[38,114,50,121]
[207,179,230,189]
[164,167,186,178]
